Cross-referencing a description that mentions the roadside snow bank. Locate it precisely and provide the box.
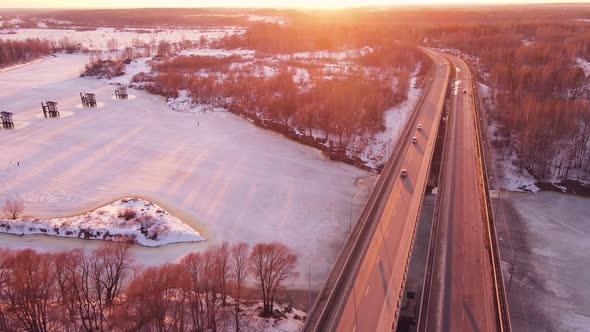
[0,198,204,246]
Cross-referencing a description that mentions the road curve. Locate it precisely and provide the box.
[302,49,450,332]
[419,53,506,332]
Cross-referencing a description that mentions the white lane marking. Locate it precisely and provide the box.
[365,285,370,297]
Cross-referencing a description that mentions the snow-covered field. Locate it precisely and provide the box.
[0,197,203,246]
[502,191,590,332]
[0,27,243,51]
[0,53,368,288]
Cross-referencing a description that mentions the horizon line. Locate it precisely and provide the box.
[1,1,590,11]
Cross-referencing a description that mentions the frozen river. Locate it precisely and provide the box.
[0,54,369,289]
[499,191,590,332]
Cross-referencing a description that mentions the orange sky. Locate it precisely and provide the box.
[1,0,588,9]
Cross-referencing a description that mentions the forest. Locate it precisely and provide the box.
[428,18,590,182]
[131,43,430,162]
[0,242,300,332]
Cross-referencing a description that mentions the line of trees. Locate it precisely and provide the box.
[0,242,299,331]
[0,37,85,69]
[0,38,52,69]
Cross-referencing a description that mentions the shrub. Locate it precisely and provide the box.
[81,59,125,79]
[118,207,136,221]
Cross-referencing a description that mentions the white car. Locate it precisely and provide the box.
[412,136,418,144]
[417,124,423,131]
[400,169,408,177]
[463,89,467,94]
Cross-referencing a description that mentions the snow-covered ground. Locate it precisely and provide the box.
[218,299,305,332]
[576,57,590,77]
[501,191,590,331]
[178,48,256,58]
[0,53,368,288]
[0,27,243,51]
[277,47,373,61]
[0,56,50,73]
[0,197,203,246]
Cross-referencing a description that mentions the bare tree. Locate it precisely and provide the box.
[0,250,10,331]
[0,250,60,332]
[214,242,231,307]
[55,250,107,332]
[3,197,24,220]
[106,38,119,52]
[202,250,219,332]
[94,244,134,305]
[124,47,134,60]
[230,242,249,332]
[249,242,299,317]
[123,265,184,331]
[180,252,206,331]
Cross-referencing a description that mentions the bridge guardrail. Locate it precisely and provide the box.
[460,58,512,332]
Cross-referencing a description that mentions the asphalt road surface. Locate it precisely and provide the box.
[421,54,500,332]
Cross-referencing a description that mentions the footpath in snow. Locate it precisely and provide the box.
[0,198,204,247]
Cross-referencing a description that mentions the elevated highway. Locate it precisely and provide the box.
[302,49,450,332]
[417,54,511,332]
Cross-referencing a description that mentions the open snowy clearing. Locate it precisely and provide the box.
[0,197,203,246]
[0,53,369,288]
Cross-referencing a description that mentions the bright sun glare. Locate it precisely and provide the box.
[3,0,587,9]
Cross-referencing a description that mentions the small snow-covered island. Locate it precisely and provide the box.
[0,198,204,247]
